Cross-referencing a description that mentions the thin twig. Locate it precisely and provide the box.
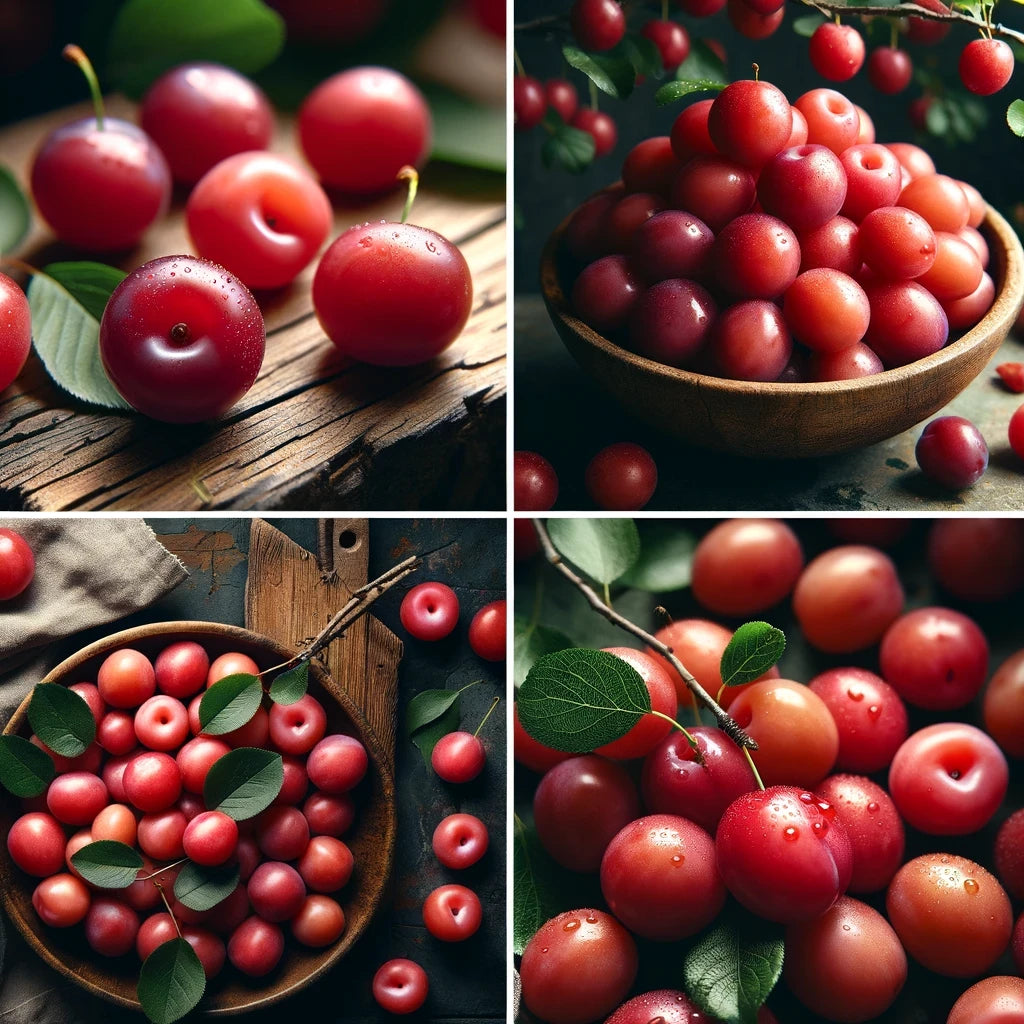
[533,519,758,751]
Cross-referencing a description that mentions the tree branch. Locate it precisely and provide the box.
[533,519,758,751]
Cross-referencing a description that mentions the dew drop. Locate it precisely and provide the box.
[784,826,799,841]
[812,819,829,836]
[671,853,685,867]
[842,923,851,931]
[818,800,836,820]
[798,792,814,804]
[541,947,549,954]
[847,688,864,702]
[867,801,880,813]
[563,919,580,932]
[964,878,979,894]
[867,704,882,720]
[184,266,191,272]
[586,915,597,924]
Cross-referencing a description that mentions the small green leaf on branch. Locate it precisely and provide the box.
[656,79,726,105]
[514,617,573,687]
[720,622,786,688]
[0,167,30,253]
[405,682,477,765]
[70,840,144,889]
[518,648,651,752]
[0,735,55,797]
[618,524,696,592]
[27,683,96,757]
[203,747,283,820]
[198,673,262,734]
[562,44,636,99]
[617,34,663,78]
[174,862,240,911]
[792,13,826,36]
[1007,99,1024,136]
[268,662,308,706]
[548,518,640,584]
[138,938,206,1024]
[542,120,596,173]
[675,41,728,85]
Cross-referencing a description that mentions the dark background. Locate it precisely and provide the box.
[2,516,507,1024]
[515,517,1024,1024]
[514,0,1024,289]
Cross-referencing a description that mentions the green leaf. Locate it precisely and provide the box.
[138,939,206,1024]
[541,122,597,174]
[548,518,640,585]
[792,13,826,36]
[676,40,728,85]
[173,862,240,912]
[268,662,308,706]
[70,840,144,889]
[685,920,784,1024]
[720,622,786,688]
[617,34,662,78]
[0,735,55,797]
[27,263,130,410]
[514,617,573,688]
[203,747,283,820]
[425,86,505,172]
[405,684,476,766]
[198,673,262,735]
[656,78,726,105]
[1009,99,1024,137]
[107,0,285,99]
[0,167,30,253]
[26,683,96,757]
[618,524,696,593]
[518,648,651,753]
[513,815,562,955]
[562,44,636,99]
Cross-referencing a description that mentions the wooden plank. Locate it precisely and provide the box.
[0,97,506,510]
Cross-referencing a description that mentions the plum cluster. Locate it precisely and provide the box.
[7,641,367,979]
[516,518,1024,1023]
[565,76,994,384]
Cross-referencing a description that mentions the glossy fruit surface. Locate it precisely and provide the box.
[0,528,34,600]
[959,38,1014,95]
[32,873,91,927]
[8,812,65,876]
[585,443,658,510]
[183,810,239,866]
[886,853,1012,976]
[123,751,181,813]
[140,63,274,184]
[533,755,642,872]
[994,809,1024,900]
[373,958,429,1014]
[888,722,1007,834]
[570,0,626,51]
[313,221,472,366]
[31,117,171,250]
[947,976,1024,1024]
[422,883,482,941]
[514,76,546,131]
[227,916,284,976]
[600,814,725,941]
[186,152,332,290]
[432,813,488,869]
[716,785,852,923]
[808,23,865,81]
[594,648,676,760]
[915,416,989,490]
[928,519,1024,602]
[514,704,572,775]
[99,255,265,422]
[154,642,209,700]
[400,582,459,641]
[431,731,485,783]
[0,273,31,393]
[468,600,505,662]
[520,909,638,1024]
[268,694,327,756]
[784,897,906,1022]
[298,67,431,193]
[984,649,1024,758]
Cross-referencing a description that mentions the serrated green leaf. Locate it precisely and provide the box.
[173,862,240,911]
[618,525,696,593]
[70,840,144,889]
[792,13,826,36]
[1008,99,1024,136]
[541,123,596,174]
[27,263,130,409]
[562,44,636,99]
[198,672,262,735]
[268,662,308,706]
[548,518,640,585]
[26,683,96,757]
[720,622,786,688]
[203,747,283,820]
[656,78,727,105]
[513,815,562,955]
[107,0,285,99]
[617,33,663,77]
[0,167,30,254]
[410,701,462,766]
[425,86,505,172]
[514,617,573,688]
[685,920,784,1024]
[0,735,54,797]
[518,648,650,753]
[676,41,728,84]
[138,938,206,1024]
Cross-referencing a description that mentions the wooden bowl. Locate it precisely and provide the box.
[541,204,1024,457]
[0,621,396,1015]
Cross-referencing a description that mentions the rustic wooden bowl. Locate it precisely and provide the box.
[541,204,1024,458]
[0,621,397,1015]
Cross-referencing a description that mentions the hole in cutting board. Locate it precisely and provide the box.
[338,529,360,550]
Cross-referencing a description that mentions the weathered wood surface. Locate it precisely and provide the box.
[0,97,506,510]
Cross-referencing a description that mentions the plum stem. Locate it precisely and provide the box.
[473,695,501,737]
[743,748,766,791]
[651,711,705,765]
[397,166,419,225]
[154,881,182,938]
[63,45,105,131]
[532,518,758,751]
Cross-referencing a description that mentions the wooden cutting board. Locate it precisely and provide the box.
[243,517,403,769]
[0,97,506,511]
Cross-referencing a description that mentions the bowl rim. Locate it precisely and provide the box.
[542,200,1024,395]
[0,619,397,1016]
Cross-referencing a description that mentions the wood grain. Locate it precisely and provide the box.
[0,96,506,510]
[542,203,1024,459]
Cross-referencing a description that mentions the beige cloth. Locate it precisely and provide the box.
[0,517,187,1023]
